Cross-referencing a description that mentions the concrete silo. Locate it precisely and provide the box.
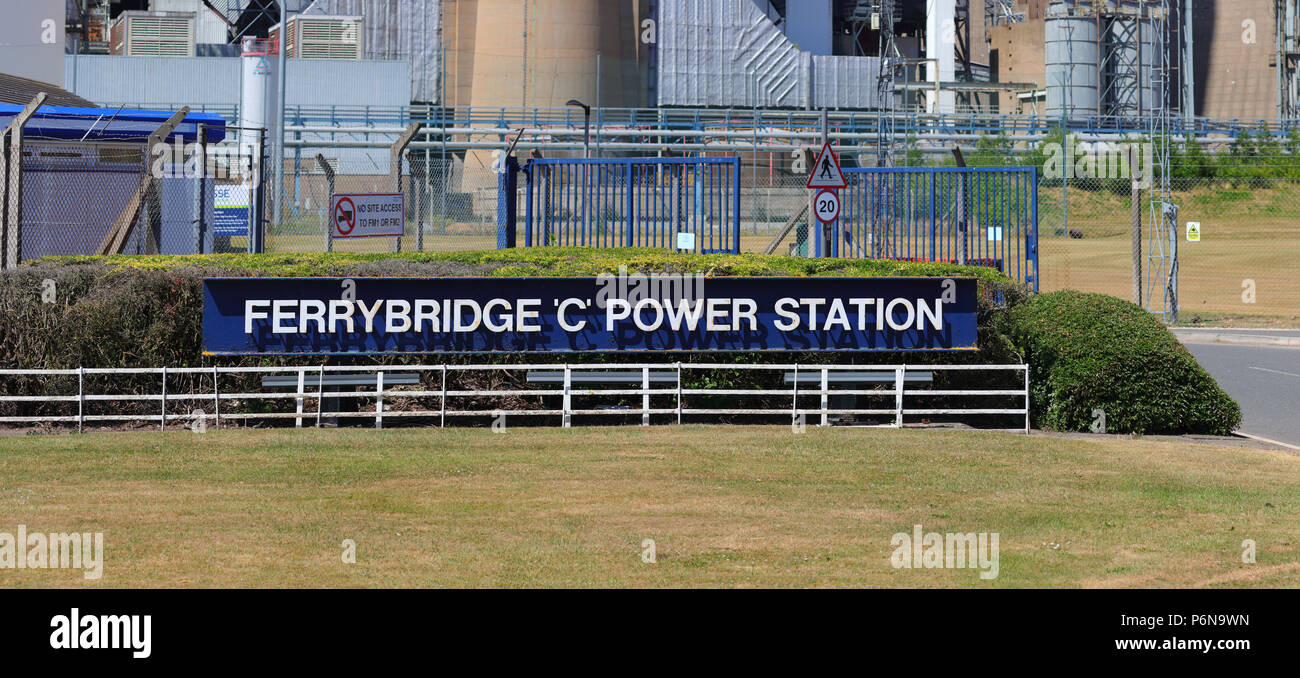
[1045,2,1101,119]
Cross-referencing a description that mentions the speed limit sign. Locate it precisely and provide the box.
[814,189,840,224]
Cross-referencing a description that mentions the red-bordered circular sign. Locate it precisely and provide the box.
[814,189,840,224]
[334,197,356,236]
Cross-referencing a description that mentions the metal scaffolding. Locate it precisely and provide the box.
[875,0,898,167]
[1145,0,1178,323]
[985,0,1026,27]
[1278,0,1300,120]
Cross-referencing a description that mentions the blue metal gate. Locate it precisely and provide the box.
[828,167,1038,290]
[516,157,742,254]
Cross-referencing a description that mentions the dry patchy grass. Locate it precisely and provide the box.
[1,426,1297,588]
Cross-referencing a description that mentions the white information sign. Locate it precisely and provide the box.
[330,193,404,239]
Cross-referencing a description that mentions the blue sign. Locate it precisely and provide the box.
[202,277,979,355]
[213,185,249,237]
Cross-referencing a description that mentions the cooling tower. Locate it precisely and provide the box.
[466,0,643,110]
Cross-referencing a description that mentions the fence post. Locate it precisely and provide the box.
[315,365,324,428]
[0,134,6,268]
[792,364,799,424]
[213,365,220,430]
[160,366,167,431]
[295,368,305,429]
[894,365,905,428]
[1024,365,1031,435]
[562,363,572,428]
[497,155,518,248]
[389,122,424,254]
[2,93,46,269]
[250,127,266,254]
[731,157,742,254]
[956,173,967,266]
[676,362,682,425]
[1030,169,1039,292]
[316,154,335,252]
[625,162,635,247]
[641,367,649,426]
[375,370,384,429]
[440,365,447,428]
[524,161,534,247]
[820,368,829,427]
[77,367,84,434]
[928,169,937,262]
[194,123,206,254]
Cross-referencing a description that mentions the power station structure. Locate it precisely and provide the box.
[15,0,1300,325]
[1042,0,1190,122]
[54,0,1300,140]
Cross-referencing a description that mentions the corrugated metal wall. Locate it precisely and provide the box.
[64,55,411,108]
[658,0,880,109]
[301,0,442,103]
[812,55,880,110]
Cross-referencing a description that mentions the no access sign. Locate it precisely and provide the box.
[330,193,404,239]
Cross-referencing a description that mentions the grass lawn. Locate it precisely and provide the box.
[2,426,1297,588]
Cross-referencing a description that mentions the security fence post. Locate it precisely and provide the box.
[2,93,46,269]
[194,123,206,254]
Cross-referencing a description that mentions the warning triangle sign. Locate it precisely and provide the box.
[806,141,847,189]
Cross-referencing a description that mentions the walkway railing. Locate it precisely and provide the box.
[94,102,1300,139]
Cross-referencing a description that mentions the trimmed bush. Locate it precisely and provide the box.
[1011,290,1241,435]
[0,251,1246,435]
[1,248,1022,371]
[0,249,1028,426]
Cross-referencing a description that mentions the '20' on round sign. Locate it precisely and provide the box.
[814,189,840,224]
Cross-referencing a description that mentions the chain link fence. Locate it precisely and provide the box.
[12,139,224,259]
[6,113,1299,326]
[1038,175,1300,326]
[274,145,503,254]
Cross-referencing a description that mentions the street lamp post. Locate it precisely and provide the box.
[566,99,591,159]
[566,100,592,238]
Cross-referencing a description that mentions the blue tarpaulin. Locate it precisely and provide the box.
[0,104,226,144]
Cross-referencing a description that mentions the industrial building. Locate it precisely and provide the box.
[12,0,1293,238]
[30,2,1293,126]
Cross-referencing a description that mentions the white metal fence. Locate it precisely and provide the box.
[0,363,1029,433]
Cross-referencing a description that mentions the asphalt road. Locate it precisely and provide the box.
[1182,341,1300,447]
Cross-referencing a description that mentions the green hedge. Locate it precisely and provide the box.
[1,250,1242,435]
[38,247,1020,280]
[1011,290,1241,435]
[1,248,1022,371]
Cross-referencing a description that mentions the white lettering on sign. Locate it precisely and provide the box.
[241,296,946,336]
[330,193,405,238]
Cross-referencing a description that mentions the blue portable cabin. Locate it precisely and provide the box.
[0,104,228,259]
